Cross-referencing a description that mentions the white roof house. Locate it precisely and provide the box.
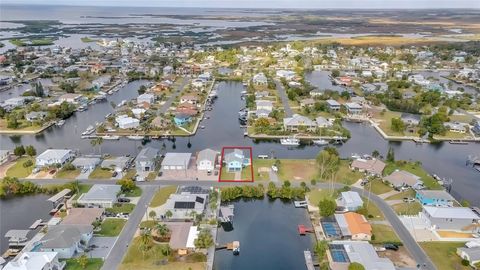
[161,193,208,219]
[3,252,65,270]
[36,149,74,167]
[336,191,363,211]
[283,114,317,131]
[77,184,121,208]
[137,93,155,104]
[196,148,218,171]
[329,241,395,270]
[161,153,192,170]
[71,157,101,170]
[116,115,140,129]
[421,206,480,231]
[252,72,268,85]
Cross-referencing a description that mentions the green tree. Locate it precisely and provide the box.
[165,210,173,220]
[194,229,214,249]
[138,230,153,259]
[155,223,169,239]
[371,150,380,158]
[318,199,336,217]
[25,145,36,156]
[117,179,136,193]
[386,147,395,163]
[348,262,365,270]
[76,254,89,269]
[14,145,26,156]
[391,118,405,132]
[90,137,104,154]
[314,240,328,261]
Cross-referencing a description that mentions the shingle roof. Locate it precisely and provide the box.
[136,147,159,162]
[80,184,121,202]
[162,153,192,166]
[41,225,93,248]
[197,148,218,163]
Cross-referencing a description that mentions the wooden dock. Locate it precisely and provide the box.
[304,250,315,270]
[29,219,42,229]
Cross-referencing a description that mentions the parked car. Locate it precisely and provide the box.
[360,179,369,186]
[49,169,56,175]
[112,171,118,177]
[271,165,278,172]
[118,197,131,203]
[384,244,399,251]
[403,197,415,203]
[158,171,163,177]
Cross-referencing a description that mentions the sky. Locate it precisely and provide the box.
[2,0,480,9]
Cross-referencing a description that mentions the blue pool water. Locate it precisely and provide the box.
[331,250,349,262]
[321,221,341,237]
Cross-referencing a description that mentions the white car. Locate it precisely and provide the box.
[271,165,278,172]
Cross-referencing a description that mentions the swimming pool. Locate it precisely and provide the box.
[329,244,350,263]
[321,221,341,237]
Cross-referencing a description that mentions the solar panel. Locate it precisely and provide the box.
[195,196,205,204]
[174,201,195,209]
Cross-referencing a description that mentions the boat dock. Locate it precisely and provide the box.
[298,224,314,235]
[215,241,240,254]
[29,219,43,230]
[294,201,308,208]
[304,250,315,270]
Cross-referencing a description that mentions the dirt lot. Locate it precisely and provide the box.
[379,246,416,268]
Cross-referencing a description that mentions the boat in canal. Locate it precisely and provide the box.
[102,135,120,140]
[55,120,65,126]
[312,139,329,146]
[82,125,96,136]
[280,136,300,146]
[127,135,144,140]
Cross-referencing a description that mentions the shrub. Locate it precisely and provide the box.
[23,160,33,168]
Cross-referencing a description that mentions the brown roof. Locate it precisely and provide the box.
[344,212,372,236]
[167,222,194,250]
[62,208,104,225]
[351,158,386,175]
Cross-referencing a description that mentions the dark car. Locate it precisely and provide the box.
[118,197,131,203]
[112,171,118,177]
[384,243,399,251]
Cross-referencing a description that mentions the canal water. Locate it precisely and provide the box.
[0,79,479,205]
[0,194,52,252]
[213,199,315,270]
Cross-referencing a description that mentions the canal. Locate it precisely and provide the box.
[0,79,479,205]
[213,199,315,270]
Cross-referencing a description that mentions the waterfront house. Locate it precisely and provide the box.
[256,100,273,111]
[135,147,159,173]
[444,122,467,133]
[255,91,269,99]
[416,190,455,207]
[252,72,268,85]
[77,184,121,208]
[420,206,479,231]
[61,208,104,226]
[25,111,48,122]
[36,149,74,167]
[457,247,480,267]
[3,252,65,270]
[161,192,208,220]
[384,170,423,189]
[328,241,395,270]
[131,108,146,118]
[161,153,192,171]
[101,156,130,172]
[315,116,333,128]
[224,149,250,172]
[92,75,111,91]
[344,102,363,115]
[166,221,197,252]
[58,93,82,104]
[283,114,317,132]
[196,148,218,171]
[336,191,363,211]
[173,113,192,126]
[116,115,140,129]
[350,158,386,176]
[334,212,372,241]
[137,93,155,104]
[401,113,421,126]
[71,156,101,171]
[39,224,93,259]
[192,78,206,89]
[300,98,316,108]
[180,94,200,105]
[309,89,324,97]
[276,70,296,80]
[326,99,341,111]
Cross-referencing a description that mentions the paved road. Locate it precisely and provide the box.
[274,79,293,117]
[101,186,157,270]
[26,178,436,269]
[158,77,188,115]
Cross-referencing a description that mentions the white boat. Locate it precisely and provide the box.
[82,125,95,136]
[313,139,329,146]
[56,120,65,126]
[280,136,300,146]
[127,135,144,140]
[102,135,120,140]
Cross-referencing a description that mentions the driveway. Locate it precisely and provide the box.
[76,168,93,180]
[87,236,117,259]
[274,79,293,117]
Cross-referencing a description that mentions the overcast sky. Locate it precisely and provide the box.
[2,0,480,9]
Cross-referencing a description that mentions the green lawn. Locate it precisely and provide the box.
[64,258,103,270]
[121,169,137,181]
[277,159,318,182]
[241,165,254,180]
[89,167,113,179]
[73,184,92,200]
[371,224,401,244]
[385,189,415,200]
[359,198,385,221]
[334,160,364,185]
[420,242,470,270]
[375,110,404,136]
[306,189,338,206]
[124,186,142,197]
[6,156,35,178]
[219,167,237,180]
[384,161,442,190]
[150,186,177,207]
[96,218,127,236]
[253,159,275,181]
[55,168,81,179]
[364,179,393,195]
[392,201,423,215]
[107,203,135,214]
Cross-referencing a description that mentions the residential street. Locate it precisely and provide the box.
[274,79,293,117]
[158,77,188,115]
[101,186,157,270]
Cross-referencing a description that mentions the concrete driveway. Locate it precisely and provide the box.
[77,168,93,180]
[86,236,117,259]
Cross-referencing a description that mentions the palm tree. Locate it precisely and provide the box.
[165,210,173,220]
[90,137,104,154]
[155,223,169,240]
[138,230,152,259]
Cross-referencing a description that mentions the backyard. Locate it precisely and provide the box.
[107,203,135,214]
[6,156,35,178]
[420,242,470,270]
[384,161,442,189]
[96,218,127,237]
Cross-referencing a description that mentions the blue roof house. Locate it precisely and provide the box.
[224,149,250,172]
[174,113,192,126]
[415,190,455,207]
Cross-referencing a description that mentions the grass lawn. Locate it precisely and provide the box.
[89,167,113,179]
[385,189,415,200]
[55,168,81,179]
[361,198,385,221]
[364,179,393,195]
[150,186,177,207]
[241,165,254,180]
[96,218,127,236]
[253,159,275,181]
[384,161,442,190]
[306,189,338,206]
[6,156,35,178]
[107,203,135,214]
[124,186,142,197]
[64,258,103,270]
[277,159,318,182]
[420,242,470,270]
[121,169,137,181]
[433,131,470,140]
[374,110,404,136]
[0,119,44,132]
[219,167,237,180]
[334,160,364,185]
[392,201,423,215]
[73,184,92,200]
[371,224,401,244]
[140,220,156,229]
